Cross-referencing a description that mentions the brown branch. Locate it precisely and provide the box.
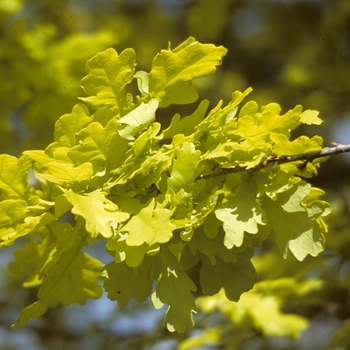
[196,142,350,181]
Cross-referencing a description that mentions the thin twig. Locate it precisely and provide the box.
[196,142,350,181]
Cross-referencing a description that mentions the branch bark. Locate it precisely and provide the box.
[196,142,350,181]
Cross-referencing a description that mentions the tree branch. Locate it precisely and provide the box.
[196,142,350,180]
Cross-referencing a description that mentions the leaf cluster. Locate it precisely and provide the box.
[0,37,331,333]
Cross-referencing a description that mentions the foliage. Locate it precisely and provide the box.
[3,0,350,162]
[0,37,332,335]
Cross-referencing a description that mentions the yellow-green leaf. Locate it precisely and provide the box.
[65,190,130,238]
[148,37,227,107]
[80,48,136,113]
[123,198,176,247]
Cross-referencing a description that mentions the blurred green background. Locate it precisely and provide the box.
[1,0,350,349]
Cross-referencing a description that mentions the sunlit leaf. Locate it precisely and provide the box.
[0,155,32,200]
[80,48,136,113]
[148,37,227,107]
[66,190,130,238]
[122,198,176,247]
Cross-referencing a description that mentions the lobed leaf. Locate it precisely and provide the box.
[53,103,92,148]
[66,190,130,238]
[122,198,176,247]
[118,98,159,140]
[215,176,266,248]
[263,182,325,261]
[300,109,323,125]
[200,252,256,301]
[148,37,227,107]
[102,261,153,305]
[80,48,136,113]
[168,142,201,193]
[152,266,197,333]
[0,213,54,248]
[40,162,93,189]
[12,223,103,329]
[0,155,32,200]
[0,199,27,228]
[162,100,209,139]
